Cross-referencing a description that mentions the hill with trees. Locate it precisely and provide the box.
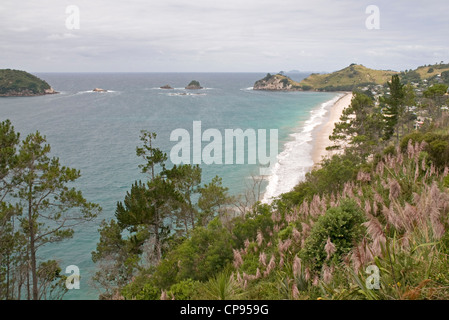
[0,69,56,97]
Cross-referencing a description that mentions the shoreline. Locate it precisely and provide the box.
[311,92,353,167]
[260,92,352,204]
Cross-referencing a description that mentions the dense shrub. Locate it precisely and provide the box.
[301,199,366,270]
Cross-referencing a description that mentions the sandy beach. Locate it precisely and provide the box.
[311,92,353,166]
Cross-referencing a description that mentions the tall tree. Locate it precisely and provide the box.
[382,75,405,142]
[197,176,232,227]
[16,131,101,300]
[165,164,202,236]
[329,92,384,160]
[0,120,23,300]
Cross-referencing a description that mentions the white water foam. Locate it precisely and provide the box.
[261,94,343,204]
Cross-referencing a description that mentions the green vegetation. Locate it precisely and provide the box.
[298,64,397,91]
[255,62,449,92]
[0,69,53,96]
[0,120,101,299]
[1,68,449,301]
[90,73,448,301]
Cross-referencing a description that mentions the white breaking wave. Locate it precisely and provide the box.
[261,94,343,204]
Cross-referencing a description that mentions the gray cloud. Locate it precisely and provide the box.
[1,0,448,72]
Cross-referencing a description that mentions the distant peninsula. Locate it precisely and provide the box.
[185,80,203,90]
[254,63,449,92]
[0,69,57,97]
[254,64,397,92]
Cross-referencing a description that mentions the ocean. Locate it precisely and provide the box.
[0,72,338,299]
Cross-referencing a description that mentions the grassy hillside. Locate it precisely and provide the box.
[415,63,449,79]
[0,69,52,96]
[299,64,397,91]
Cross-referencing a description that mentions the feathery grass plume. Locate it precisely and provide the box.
[383,203,402,230]
[292,284,300,299]
[279,255,284,269]
[322,265,333,284]
[364,200,372,216]
[161,290,168,300]
[312,275,319,287]
[407,139,414,159]
[292,227,301,244]
[414,162,420,183]
[244,239,250,253]
[259,251,267,267]
[400,232,411,249]
[330,193,337,207]
[233,249,243,269]
[310,194,322,217]
[396,150,404,167]
[279,239,292,253]
[271,211,281,222]
[267,241,272,247]
[373,200,378,217]
[363,214,386,256]
[301,222,311,238]
[342,182,354,198]
[428,182,446,239]
[304,267,311,282]
[237,271,242,284]
[374,192,384,205]
[299,201,309,217]
[255,268,261,279]
[293,255,302,277]
[355,196,362,207]
[274,224,280,233]
[292,206,300,221]
[256,229,264,247]
[376,160,385,176]
[422,158,427,171]
[263,255,276,277]
[357,187,363,197]
[430,163,436,176]
[443,167,449,177]
[389,178,401,201]
[324,237,336,261]
[350,238,373,273]
[357,171,371,182]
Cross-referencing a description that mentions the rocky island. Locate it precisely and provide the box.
[160,84,174,89]
[185,80,203,90]
[92,88,108,92]
[253,73,303,91]
[0,69,57,97]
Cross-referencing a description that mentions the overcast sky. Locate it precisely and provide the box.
[1,0,448,73]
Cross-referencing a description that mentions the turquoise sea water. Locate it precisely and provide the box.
[0,73,338,299]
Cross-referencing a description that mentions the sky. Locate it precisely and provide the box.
[0,0,448,73]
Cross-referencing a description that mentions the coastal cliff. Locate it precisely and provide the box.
[0,69,57,97]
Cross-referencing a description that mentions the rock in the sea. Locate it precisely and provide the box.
[44,87,58,94]
[92,88,107,92]
[185,80,203,90]
[160,84,174,89]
